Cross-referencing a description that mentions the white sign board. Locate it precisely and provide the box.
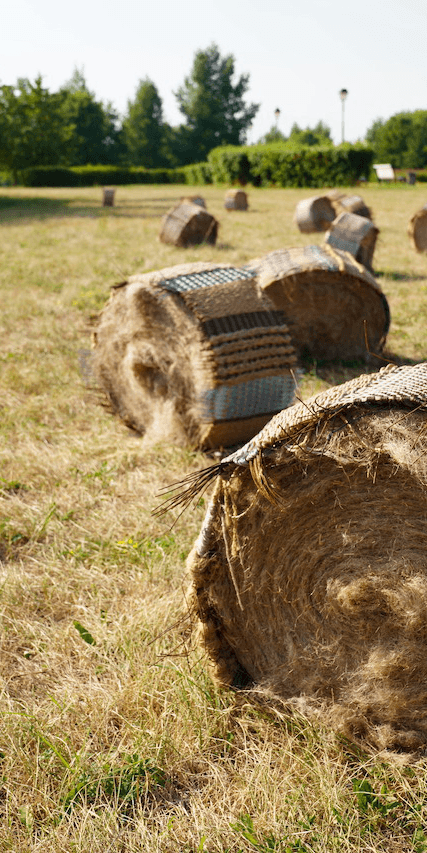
[373,163,395,180]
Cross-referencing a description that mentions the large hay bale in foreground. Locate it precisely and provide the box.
[185,362,427,750]
[93,262,297,450]
[408,205,427,252]
[256,245,389,361]
[325,211,379,272]
[224,189,248,210]
[294,195,335,233]
[160,202,218,247]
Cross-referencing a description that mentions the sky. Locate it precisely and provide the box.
[3,0,427,145]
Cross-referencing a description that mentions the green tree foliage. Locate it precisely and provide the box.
[258,126,287,144]
[288,120,333,147]
[0,76,72,180]
[59,69,124,165]
[175,43,259,162]
[366,111,427,168]
[122,78,166,168]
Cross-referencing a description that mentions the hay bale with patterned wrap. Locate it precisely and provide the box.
[327,191,372,220]
[181,363,427,751]
[160,202,218,247]
[408,205,427,252]
[294,195,335,233]
[324,211,379,272]
[93,262,297,450]
[255,245,389,361]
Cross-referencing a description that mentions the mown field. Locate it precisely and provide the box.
[1,182,427,852]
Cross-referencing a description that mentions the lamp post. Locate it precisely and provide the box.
[274,108,281,128]
[339,89,348,143]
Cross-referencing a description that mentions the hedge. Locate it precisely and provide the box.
[18,165,188,187]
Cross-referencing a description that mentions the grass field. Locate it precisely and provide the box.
[1,182,427,852]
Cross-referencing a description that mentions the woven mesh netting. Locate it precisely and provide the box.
[93,262,297,450]
[256,244,389,361]
[184,362,427,750]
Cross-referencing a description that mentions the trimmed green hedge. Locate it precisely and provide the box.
[18,165,187,187]
[207,143,374,187]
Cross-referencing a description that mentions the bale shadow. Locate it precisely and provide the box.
[301,351,418,389]
[376,270,427,282]
[0,194,177,225]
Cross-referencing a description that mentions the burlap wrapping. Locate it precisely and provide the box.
[159,202,218,247]
[294,196,336,233]
[408,206,427,253]
[186,362,427,750]
[255,244,389,360]
[325,211,379,272]
[224,190,248,211]
[93,262,297,450]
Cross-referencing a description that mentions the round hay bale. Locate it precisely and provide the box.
[294,195,336,233]
[160,202,218,247]
[327,191,372,220]
[93,262,297,450]
[256,245,389,361]
[180,195,206,208]
[224,189,248,211]
[185,362,427,750]
[325,211,379,272]
[102,187,115,207]
[408,206,427,252]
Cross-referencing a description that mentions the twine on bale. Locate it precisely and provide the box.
[173,362,427,751]
[255,244,389,361]
[294,195,336,233]
[324,211,379,273]
[93,261,298,451]
[408,206,427,253]
[159,202,218,247]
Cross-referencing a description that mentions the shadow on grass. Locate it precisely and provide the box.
[0,194,177,224]
[301,351,419,387]
[377,269,427,282]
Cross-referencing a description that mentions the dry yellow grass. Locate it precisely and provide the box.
[1,182,427,851]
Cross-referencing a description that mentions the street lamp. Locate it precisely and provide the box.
[339,89,348,143]
[274,108,281,128]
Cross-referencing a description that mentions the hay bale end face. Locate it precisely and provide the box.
[93,262,297,450]
[325,211,379,272]
[294,195,335,233]
[187,363,427,750]
[160,202,218,247]
[327,190,372,220]
[256,245,389,361]
[224,189,248,210]
[408,206,427,252]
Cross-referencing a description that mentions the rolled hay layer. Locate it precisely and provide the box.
[185,362,427,751]
[224,189,248,211]
[294,195,335,233]
[325,211,379,272]
[159,202,218,247]
[256,245,389,361]
[327,190,372,220]
[93,262,297,450]
[408,206,427,252]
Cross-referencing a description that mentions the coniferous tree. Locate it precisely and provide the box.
[122,78,166,167]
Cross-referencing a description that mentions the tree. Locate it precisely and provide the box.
[288,120,333,147]
[59,69,124,165]
[0,76,71,180]
[258,126,287,144]
[122,78,166,168]
[175,43,259,161]
[366,111,427,168]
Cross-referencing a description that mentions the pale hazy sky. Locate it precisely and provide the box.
[3,0,427,144]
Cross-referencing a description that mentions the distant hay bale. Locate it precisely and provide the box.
[160,202,218,247]
[294,195,335,233]
[327,191,372,220]
[180,195,206,208]
[224,189,248,211]
[408,206,427,252]
[324,211,379,272]
[102,187,115,207]
[256,245,389,361]
[93,262,297,450]
[184,362,427,751]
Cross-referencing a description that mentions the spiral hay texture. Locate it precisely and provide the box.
[159,202,218,247]
[325,211,379,272]
[187,363,427,751]
[408,206,427,252]
[224,189,248,210]
[93,262,297,450]
[294,195,336,233]
[256,245,389,361]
